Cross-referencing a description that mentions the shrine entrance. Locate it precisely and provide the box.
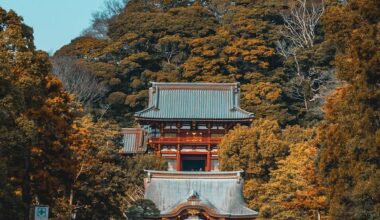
[181,155,206,171]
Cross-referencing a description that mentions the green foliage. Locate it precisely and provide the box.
[125,199,160,220]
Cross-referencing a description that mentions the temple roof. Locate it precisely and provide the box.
[121,128,147,154]
[144,170,258,218]
[135,82,254,121]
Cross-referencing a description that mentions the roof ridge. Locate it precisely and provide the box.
[152,82,239,85]
[151,82,240,90]
[145,170,244,180]
[135,105,155,116]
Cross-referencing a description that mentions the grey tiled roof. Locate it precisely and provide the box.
[144,170,258,218]
[135,82,254,121]
[121,128,147,154]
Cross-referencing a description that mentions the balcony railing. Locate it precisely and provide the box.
[149,136,222,144]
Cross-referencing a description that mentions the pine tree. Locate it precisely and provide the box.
[318,0,380,218]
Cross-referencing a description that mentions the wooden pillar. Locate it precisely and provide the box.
[176,122,181,134]
[176,144,181,171]
[157,144,161,156]
[206,144,211,172]
[160,123,164,136]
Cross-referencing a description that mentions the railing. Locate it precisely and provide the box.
[149,136,222,144]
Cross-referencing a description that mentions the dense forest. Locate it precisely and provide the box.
[0,0,379,219]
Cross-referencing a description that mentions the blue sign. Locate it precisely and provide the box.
[35,206,49,220]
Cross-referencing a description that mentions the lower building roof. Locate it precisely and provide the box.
[144,170,258,218]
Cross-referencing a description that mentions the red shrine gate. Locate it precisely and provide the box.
[134,82,254,172]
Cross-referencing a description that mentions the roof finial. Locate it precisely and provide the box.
[188,189,199,200]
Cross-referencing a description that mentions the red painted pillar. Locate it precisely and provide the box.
[176,144,181,171]
[157,144,161,156]
[206,145,211,172]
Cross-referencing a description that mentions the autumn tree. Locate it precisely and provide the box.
[52,115,167,219]
[55,0,296,126]
[220,120,330,218]
[0,8,75,219]
[257,126,327,219]
[219,119,289,211]
[318,0,380,218]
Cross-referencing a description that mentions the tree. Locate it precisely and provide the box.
[318,0,380,218]
[219,119,288,179]
[82,0,129,39]
[52,115,167,219]
[274,0,338,126]
[219,119,289,210]
[125,199,160,220]
[280,0,324,49]
[220,121,329,218]
[0,8,75,219]
[257,126,327,219]
[52,57,108,108]
[55,0,296,126]
[240,82,290,125]
[0,160,24,220]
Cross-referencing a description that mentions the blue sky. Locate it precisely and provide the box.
[1,0,106,53]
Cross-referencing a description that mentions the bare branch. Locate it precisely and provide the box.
[52,57,108,108]
[82,0,129,39]
[281,0,324,49]
[288,66,339,112]
[206,0,234,24]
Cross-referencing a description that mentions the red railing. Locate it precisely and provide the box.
[149,136,222,145]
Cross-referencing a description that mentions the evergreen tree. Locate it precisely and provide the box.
[0,8,74,219]
[318,0,380,218]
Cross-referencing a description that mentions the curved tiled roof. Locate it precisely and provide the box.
[135,82,254,121]
[144,170,258,218]
[121,128,147,154]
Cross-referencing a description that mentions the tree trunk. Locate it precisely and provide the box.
[304,97,309,111]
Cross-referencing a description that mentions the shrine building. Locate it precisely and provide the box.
[144,170,258,219]
[122,82,257,219]
[134,82,253,171]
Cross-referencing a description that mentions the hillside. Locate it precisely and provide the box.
[55,0,337,127]
[1,0,379,219]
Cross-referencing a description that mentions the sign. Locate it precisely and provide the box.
[34,205,49,220]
